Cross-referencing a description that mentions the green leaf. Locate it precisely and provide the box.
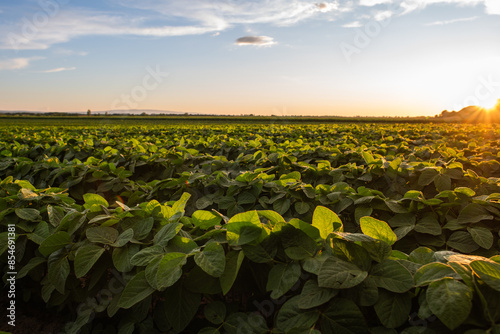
[467,227,493,249]
[86,226,118,245]
[312,206,343,239]
[111,228,134,247]
[318,256,368,289]
[171,192,191,214]
[194,242,226,277]
[47,205,65,227]
[17,257,46,279]
[360,216,397,246]
[434,174,451,192]
[130,245,164,266]
[414,262,460,286]
[457,203,493,224]
[204,301,226,325]
[266,262,301,299]
[74,244,105,278]
[298,280,337,309]
[418,168,438,186]
[165,235,198,254]
[118,271,155,309]
[370,259,413,293]
[220,251,244,295]
[226,211,262,246]
[112,244,139,272]
[276,296,320,333]
[426,278,472,330]
[414,214,442,236]
[470,260,500,292]
[164,284,200,333]
[192,210,222,229]
[408,247,435,265]
[154,223,182,246]
[15,208,40,221]
[281,225,317,261]
[198,327,220,334]
[83,193,109,209]
[47,256,70,294]
[320,298,367,333]
[273,198,291,215]
[39,231,71,257]
[295,202,310,215]
[156,252,187,290]
[374,290,411,329]
[447,231,480,253]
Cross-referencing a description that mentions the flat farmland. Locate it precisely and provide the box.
[1,119,500,333]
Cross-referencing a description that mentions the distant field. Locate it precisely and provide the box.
[0,114,438,126]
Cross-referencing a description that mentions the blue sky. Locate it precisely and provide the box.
[0,0,499,116]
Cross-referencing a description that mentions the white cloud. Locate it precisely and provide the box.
[485,0,500,14]
[359,0,393,6]
[425,16,478,25]
[40,67,76,73]
[235,36,276,46]
[342,21,363,27]
[0,57,42,70]
[53,48,88,56]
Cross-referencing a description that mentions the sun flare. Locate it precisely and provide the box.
[482,97,500,111]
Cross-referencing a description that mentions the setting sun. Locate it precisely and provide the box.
[483,97,500,111]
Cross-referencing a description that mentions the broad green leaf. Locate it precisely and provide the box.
[447,231,480,253]
[154,222,182,246]
[156,252,187,290]
[164,284,200,333]
[130,245,164,266]
[165,235,198,254]
[74,244,105,278]
[320,298,367,333]
[171,192,191,214]
[374,290,411,329]
[273,198,291,215]
[17,257,46,279]
[318,256,368,289]
[418,168,438,186]
[360,216,397,246]
[86,226,118,245]
[281,225,317,261]
[415,214,442,236]
[118,271,155,309]
[15,208,40,221]
[426,278,472,330]
[47,205,65,227]
[111,228,134,247]
[204,301,226,325]
[414,262,460,286]
[194,242,226,277]
[298,279,337,309]
[312,206,343,239]
[266,262,301,299]
[370,259,413,293]
[220,251,244,295]
[83,193,109,209]
[295,202,310,215]
[226,212,262,246]
[457,203,493,224]
[276,296,320,333]
[112,244,139,273]
[39,231,71,257]
[467,227,493,249]
[47,256,70,294]
[192,210,222,229]
[470,260,500,292]
[409,247,435,265]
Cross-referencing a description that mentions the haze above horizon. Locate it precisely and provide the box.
[1,0,499,117]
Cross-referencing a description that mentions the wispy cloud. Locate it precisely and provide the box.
[40,67,76,73]
[0,0,497,52]
[425,16,479,25]
[342,21,363,28]
[0,57,42,70]
[235,36,276,46]
[53,48,88,56]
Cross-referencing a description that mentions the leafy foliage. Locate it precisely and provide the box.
[1,122,500,333]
